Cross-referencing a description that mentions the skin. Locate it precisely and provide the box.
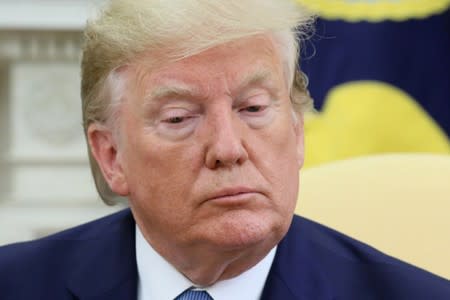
[88,34,304,286]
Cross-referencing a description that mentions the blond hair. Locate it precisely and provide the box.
[81,0,314,204]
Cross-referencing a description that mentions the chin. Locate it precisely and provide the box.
[204,210,289,250]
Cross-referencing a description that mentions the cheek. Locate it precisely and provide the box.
[258,118,301,171]
[124,136,202,211]
[251,118,301,204]
[120,111,203,223]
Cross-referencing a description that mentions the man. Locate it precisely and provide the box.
[0,0,449,299]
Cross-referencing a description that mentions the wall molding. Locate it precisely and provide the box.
[0,1,103,30]
[0,31,82,62]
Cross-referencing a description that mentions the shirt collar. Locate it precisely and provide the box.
[136,224,276,300]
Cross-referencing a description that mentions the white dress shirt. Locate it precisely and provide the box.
[136,225,276,300]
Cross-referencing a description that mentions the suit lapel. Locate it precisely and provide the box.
[64,212,335,299]
[261,216,335,300]
[66,209,138,300]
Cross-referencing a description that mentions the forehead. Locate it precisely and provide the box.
[130,34,285,95]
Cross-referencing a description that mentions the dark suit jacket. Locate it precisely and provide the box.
[0,209,449,299]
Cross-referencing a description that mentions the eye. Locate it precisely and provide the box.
[242,105,265,113]
[163,116,191,124]
[157,111,199,140]
[159,106,197,126]
[236,93,275,128]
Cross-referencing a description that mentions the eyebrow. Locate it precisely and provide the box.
[141,83,202,112]
[234,69,274,94]
[143,68,277,107]
[147,84,200,101]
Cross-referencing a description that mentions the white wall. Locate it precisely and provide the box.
[0,0,104,30]
[0,0,122,245]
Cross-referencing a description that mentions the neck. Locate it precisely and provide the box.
[149,234,277,286]
[180,244,275,286]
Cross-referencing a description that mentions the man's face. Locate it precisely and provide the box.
[98,35,304,255]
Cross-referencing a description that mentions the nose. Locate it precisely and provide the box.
[204,111,249,169]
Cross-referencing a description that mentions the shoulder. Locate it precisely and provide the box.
[0,208,133,265]
[0,209,133,298]
[275,215,450,299]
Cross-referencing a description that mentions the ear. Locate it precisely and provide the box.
[293,113,305,170]
[87,124,129,196]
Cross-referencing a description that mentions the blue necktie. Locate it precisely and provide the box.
[175,288,213,300]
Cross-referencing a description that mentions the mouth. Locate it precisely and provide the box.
[205,187,262,206]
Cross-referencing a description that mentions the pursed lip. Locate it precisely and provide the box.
[205,186,261,203]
